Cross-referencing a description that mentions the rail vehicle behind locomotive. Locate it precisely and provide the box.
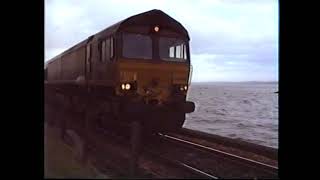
[45,9,195,132]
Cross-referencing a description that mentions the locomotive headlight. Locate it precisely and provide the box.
[125,83,131,90]
[177,85,188,92]
[121,83,131,90]
[120,82,136,92]
[154,26,159,32]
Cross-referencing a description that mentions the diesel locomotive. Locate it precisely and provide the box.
[45,9,195,132]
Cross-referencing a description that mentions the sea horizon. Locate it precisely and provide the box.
[191,81,278,84]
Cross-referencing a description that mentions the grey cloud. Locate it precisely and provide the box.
[45,0,278,82]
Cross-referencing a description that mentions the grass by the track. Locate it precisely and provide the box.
[44,124,108,178]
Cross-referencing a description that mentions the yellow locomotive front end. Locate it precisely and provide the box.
[111,26,195,131]
[116,61,190,106]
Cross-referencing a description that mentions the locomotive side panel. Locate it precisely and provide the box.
[91,36,117,86]
[47,58,61,81]
[61,47,86,80]
[91,40,102,80]
[105,37,117,85]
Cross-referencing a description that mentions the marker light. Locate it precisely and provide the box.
[178,85,188,91]
[154,26,159,32]
[125,83,131,90]
[184,85,188,90]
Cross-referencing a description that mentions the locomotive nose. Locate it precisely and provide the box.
[143,77,168,105]
[118,61,190,104]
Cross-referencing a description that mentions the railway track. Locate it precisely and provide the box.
[143,146,219,179]
[60,124,278,178]
[95,126,218,178]
[158,133,278,178]
[52,114,278,179]
[175,128,278,161]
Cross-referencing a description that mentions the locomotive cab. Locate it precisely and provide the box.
[109,11,195,131]
[116,26,192,106]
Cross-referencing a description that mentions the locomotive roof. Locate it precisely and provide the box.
[95,9,189,39]
[46,9,189,65]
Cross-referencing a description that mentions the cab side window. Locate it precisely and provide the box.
[86,44,92,72]
[86,44,91,60]
[183,44,187,60]
[105,38,110,61]
[100,37,114,62]
[159,37,188,61]
[110,37,114,58]
[175,45,181,58]
[101,41,106,62]
[169,47,175,58]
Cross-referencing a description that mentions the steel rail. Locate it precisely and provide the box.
[96,126,219,178]
[159,133,278,176]
[144,148,219,179]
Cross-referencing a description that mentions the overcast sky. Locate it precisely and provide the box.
[45,0,278,82]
